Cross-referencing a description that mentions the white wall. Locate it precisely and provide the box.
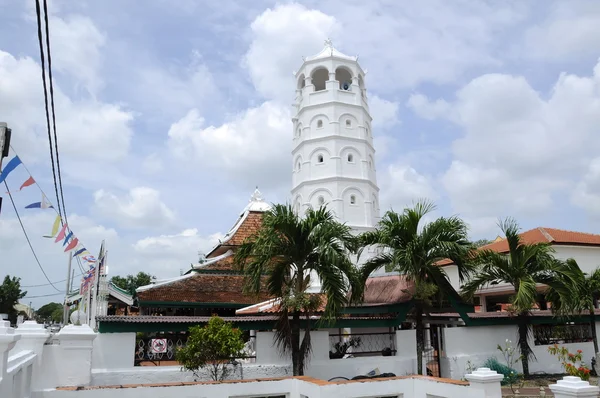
[553,246,600,274]
[92,333,135,370]
[443,323,600,378]
[444,325,518,379]
[39,374,490,398]
[256,330,330,365]
[91,364,291,385]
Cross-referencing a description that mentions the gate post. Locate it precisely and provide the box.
[465,367,504,398]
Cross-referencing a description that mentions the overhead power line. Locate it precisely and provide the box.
[34,0,64,222]
[24,292,65,299]
[3,181,61,292]
[22,271,84,288]
[41,0,68,224]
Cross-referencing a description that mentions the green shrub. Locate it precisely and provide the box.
[483,357,519,386]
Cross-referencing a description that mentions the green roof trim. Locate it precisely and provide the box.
[97,317,399,333]
[138,301,248,309]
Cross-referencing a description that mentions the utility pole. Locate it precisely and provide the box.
[0,122,12,216]
[62,254,72,325]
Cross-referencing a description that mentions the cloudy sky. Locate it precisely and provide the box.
[1,0,600,308]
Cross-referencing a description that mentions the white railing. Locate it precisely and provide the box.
[5,349,35,398]
[36,369,507,398]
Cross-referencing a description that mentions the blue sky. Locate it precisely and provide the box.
[1,0,600,308]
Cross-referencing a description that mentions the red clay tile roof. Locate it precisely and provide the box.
[438,227,600,266]
[363,275,414,305]
[236,276,414,315]
[207,211,265,258]
[137,273,269,305]
[198,255,238,271]
[480,227,600,253]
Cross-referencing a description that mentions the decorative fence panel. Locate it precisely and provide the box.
[328,332,396,359]
[134,332,256,366]
[533,323,593,345]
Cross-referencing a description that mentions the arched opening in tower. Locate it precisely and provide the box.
[335,67,353,91]
[311,67,329,91]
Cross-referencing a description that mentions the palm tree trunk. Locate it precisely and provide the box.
[517,314,530,377]
[291,311,301,376]
[415,304,424,375]
[590,309,598,354]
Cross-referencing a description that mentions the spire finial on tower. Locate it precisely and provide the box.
[324,38,333,48]
[250,187,263,202]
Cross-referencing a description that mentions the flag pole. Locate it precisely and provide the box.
[62,253,73,325]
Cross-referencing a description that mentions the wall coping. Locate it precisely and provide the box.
[56,375,471,391]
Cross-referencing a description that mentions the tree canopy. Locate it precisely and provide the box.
[110,272,155,297]
[177,316,244,381]
[359,200,474,375]
[235,204,361,375]
[0,275,27,324]
[461,218,576,376]
[36,302,63,323]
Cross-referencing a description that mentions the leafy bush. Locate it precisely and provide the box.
[176,316,244,381]
[483,357,520,386]
[548,344,591,381]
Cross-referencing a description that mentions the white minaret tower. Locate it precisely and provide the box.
[291,39,380,233]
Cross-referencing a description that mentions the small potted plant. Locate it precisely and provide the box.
[329,337,361,359]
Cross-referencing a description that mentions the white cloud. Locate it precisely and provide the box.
[410,60,600,220]
[93,187,176,229]
[572,157,600,217]
[0,51,134,162]
[406,93,451,121]
[142,153,163,174]
[523,3,600,61]
[369,95,400,129]
[168,101,291,190]
[132,229,224,276]
[378,163,438,212]
[244,3,339,101]
[50,14,106,94]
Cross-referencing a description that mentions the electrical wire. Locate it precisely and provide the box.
[22,272,84,288]
[3,180,62,292]
[24,292,65,299]
[34,0,64,223]
[42,0,68,225]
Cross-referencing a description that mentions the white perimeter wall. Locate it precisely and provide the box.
[39,375,486,398]
[443,323,600,379]
[91,364,292,386]
[92,333,135,369]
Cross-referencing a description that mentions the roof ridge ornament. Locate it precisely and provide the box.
[324,38,334,55]
[250,186,264,203]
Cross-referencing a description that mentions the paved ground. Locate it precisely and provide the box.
[502,386,555,397]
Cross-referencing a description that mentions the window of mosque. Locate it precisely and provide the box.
[346,119,351,128]
[317,154,324,163]
[347,153,354,163]
[350,195,356,205]
[317,120,323,129]
[318,196,325,206]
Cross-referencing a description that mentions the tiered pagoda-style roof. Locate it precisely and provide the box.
[135,189,271,314]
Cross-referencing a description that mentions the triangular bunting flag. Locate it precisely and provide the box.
[73,248,87,257]
[0,156,22,184]
[63,231,73,246]
[44,215,62,238]
[25,196,53,209]
[64,237,79,252]
[19,176,35,191]
[54,223,68,243]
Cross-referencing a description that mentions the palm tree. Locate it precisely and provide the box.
[461,218,575,377]
[235,204,361,376]
[549,259,600,353]
[358,201,474,375]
